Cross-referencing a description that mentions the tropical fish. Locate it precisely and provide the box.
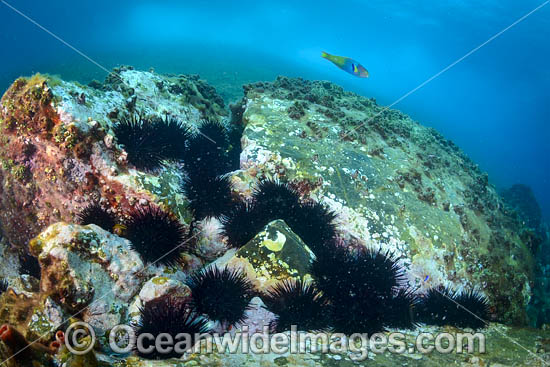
[321,51,369,78]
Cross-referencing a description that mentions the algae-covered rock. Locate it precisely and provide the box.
[0,69,226,249]
[238,77,536,323]
[0,277,62,344]
[0,289,60,366]
[501,184,543,232]
[31,222,145,336]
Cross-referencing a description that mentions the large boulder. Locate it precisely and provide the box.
[0,68,224,250]
[236,76,536,323]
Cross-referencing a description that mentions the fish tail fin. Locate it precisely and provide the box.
[321,51,330,59]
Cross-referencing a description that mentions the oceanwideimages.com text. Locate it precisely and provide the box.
[69,322,486,361]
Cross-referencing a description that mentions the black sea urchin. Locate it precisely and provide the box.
[251,179,301,221]
[187,266,255,327]
[183,174,233,220]
[184,120,230,178]
[76,203,117,232]
[351,248,406,297]
[197,119,230,148]
[114,114,190,171]
[286,201,338,255]
[124,206,187,266]
[262,278,331,333]
[313,246,404,302]
[135,294,210,360]
[221,201,266,248]
[418,288,490,329]
[385,287,420,329]
[453,290,490,329]
[311,245,406,334]
[416,286,458,327]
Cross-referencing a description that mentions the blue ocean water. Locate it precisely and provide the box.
[1,0,549,220]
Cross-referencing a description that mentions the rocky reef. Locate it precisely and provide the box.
[0,69,547,366]
[238,76,536,323]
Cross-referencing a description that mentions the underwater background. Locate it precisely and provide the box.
[1,0,549,222]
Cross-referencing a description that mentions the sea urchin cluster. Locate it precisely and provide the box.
[221,179,338,251]
[115,114,239,221]
[110,111,492,337]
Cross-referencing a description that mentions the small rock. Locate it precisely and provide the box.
[138,276,190,304]
[215,219,315,292]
